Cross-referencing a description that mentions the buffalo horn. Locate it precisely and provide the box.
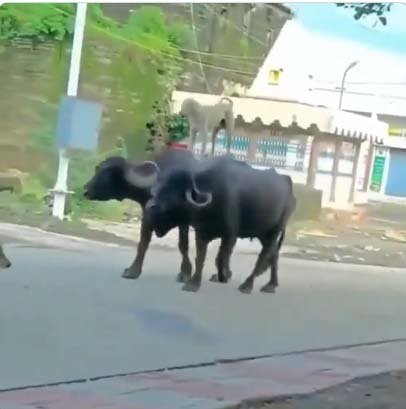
[125,161,159,188]
[185,179,212,207]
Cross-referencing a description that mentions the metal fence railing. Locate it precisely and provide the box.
[192,131,308,172]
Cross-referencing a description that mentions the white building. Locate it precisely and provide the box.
[248,18,406,204]
[171,16,395,210]
[248,19,406,121]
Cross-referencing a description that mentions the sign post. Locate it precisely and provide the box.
[369,153,386,193]
[52,3,88,220]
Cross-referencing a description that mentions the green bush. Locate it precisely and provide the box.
[165,113,189,143]
[68,144,128,221]
[26,123,130,220]
[0,4,75,41]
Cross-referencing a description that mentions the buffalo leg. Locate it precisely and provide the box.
[261,230,285,293]
[122,221,152,279]
[238,231,280,294]
[183,235,208,292]
[210,237,235,283]
[209,246,227,283]
[238,244,271,294]
[219,237,236,283]
[0,245,11,269]
[176,225,193,283]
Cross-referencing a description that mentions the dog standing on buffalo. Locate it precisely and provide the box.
[141,156,296,294]
[83,147,197,282]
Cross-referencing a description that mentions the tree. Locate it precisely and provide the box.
[336,3,392,26]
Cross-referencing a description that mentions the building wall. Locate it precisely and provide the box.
[191,125,311,178]
[248,19,406,118]
[312,137,369,209]
[350,112,406,137]
[368,145,394,202]
[385,148,406,197]
[366,135,406,202]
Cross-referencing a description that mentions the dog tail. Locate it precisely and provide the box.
[218,97,233,106]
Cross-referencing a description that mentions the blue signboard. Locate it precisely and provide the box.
[56,96,103,151]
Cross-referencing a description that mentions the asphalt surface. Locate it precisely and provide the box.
[1,233,406,391]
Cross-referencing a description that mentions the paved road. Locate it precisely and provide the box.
[1,232,406,391]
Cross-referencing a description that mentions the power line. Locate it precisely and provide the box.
[204,4,268,48]
[52,6,259,78]
[313,87,406,101]
[131,31,264,62]
[51,8,257,79]
[94,26,257,77]
[315,79,406,86]
[51,5,263,63]
[189,3,210,93]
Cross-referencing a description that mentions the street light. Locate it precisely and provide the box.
[338,60,358,111]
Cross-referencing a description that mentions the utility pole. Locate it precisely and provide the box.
[52,3,87,220]
[338,60,358,111]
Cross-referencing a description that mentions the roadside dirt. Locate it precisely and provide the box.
[1,196,406,269]
[235,371,406,409]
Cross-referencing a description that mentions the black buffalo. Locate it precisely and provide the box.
[0,245,11,269]
[141,156,296,294]
[83,147,197,282]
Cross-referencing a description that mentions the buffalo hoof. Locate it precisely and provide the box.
[181,261,193,277]
[209,272,232,283]
[122,267,142,280]
[182,279,201,293]
[260,283,277,294]
[0,261,11,269]
[238,282,253,295]
[176,272,191,283]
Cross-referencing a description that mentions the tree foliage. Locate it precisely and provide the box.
[0,3,190,51]
[336,3,392,26]
[122,6,189,52]
[0,3,75,40]
[145,101,189,153]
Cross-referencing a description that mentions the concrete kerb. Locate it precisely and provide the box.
[0,222,123,250]
[1,222,406,275]
[2,338,406,407]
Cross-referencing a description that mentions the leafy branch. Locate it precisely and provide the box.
[0,3,190,51]
[145,101,189,152]
[0,3,75,41]
[336,3,392,26]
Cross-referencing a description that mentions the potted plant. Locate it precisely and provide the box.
[165,113,189,150]
[146,101,190,153]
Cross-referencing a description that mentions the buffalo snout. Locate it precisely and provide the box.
[0,258,11,269]
[83,179,97,200]
[83,184,90,198]
[145,199,157,211]
[143,200,172,238]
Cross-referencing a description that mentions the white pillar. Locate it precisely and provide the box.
[52,3,87,220]
[286,139,299,169]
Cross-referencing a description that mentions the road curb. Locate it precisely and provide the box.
[1,222,405,273]
[1,339,406,408]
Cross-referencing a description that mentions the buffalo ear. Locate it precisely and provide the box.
[125,161,160,188]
